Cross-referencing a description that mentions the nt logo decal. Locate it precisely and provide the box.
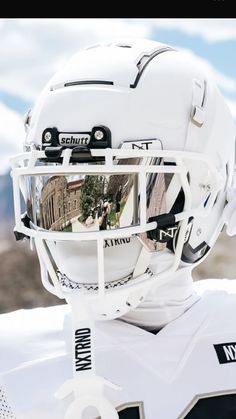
[214,342,236,364]
[74,328,92,371]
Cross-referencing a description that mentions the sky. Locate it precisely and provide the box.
[0,18,236,173]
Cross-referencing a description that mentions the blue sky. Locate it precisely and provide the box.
[0,18,236,172]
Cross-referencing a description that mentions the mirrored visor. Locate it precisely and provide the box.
[21,158,182,240]
[25,172,141,232]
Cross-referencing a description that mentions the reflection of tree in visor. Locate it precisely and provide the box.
[80,175,104,222]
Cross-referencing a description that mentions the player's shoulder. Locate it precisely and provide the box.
[0,301,145,375]
[1,278,236,374]
[147,278,236,384]
[193,278,236,327]
[178,279,236,331]
[0,304,71,373]
[164,279,236,345]
[0,303,70,330]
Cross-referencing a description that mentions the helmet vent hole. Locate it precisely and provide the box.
[226,162,229,177]
[116,44,132,48]
[213,192,220,207]
[86,44,100,50]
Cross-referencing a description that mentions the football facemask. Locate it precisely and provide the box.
[11,141,222,318]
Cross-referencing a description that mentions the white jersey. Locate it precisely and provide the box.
[1,279,236,419]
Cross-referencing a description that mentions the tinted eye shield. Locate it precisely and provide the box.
[10,148,222,246]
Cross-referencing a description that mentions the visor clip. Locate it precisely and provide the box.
[71,146,93,162]
[13,213,31,241]
[14,231,29,241]
[45,146,63,159]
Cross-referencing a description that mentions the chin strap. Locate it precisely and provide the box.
[55,295,121,419]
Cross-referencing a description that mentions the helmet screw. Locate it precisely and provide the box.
[199,183,212,192]
[44,131,52,142]
[196,228,202,236]
[94,130,104,141]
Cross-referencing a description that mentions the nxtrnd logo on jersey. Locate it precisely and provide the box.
[214,342,236,364]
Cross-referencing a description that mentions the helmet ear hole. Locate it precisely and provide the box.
[181,239,210,264]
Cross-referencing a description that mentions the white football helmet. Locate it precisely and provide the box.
[11,38,235,318]
[10,38,236,419]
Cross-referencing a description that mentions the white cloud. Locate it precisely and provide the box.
[0,18,236,104]
[0,19,152,102]
[175,46,236,95]
[0,102,25,173]
[0,18,235,175]
[149,18,236,43]
[173,47,236,122]
[211,69,236,93]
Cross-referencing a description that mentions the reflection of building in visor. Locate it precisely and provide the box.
[40,176,83,231]
[26,172,139,233]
